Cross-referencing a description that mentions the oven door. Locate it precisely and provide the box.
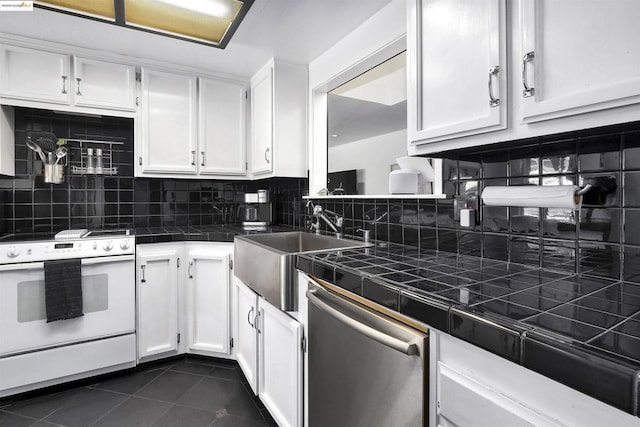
[0,255,135,356]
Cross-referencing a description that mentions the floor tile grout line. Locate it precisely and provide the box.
[88,365,168,397]
[85,394,131,427]
[0,409,42,423]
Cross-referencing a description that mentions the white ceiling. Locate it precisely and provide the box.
[0,0,393,78]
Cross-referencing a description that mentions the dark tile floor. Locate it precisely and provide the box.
[0,357,277,427]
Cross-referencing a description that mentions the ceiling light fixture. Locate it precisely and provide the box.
[35,0,253,48]
[154,0,231,18]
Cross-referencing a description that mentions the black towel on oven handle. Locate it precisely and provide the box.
[44,258,84,322]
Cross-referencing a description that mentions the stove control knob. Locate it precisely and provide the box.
[6,246,20,258]
[120,240,131,250]
[103,240,114,251]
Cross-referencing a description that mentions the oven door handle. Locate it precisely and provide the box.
[307,289,419,356]
[82,255,135,265]
[0,255,135,271]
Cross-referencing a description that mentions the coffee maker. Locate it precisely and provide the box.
[238,190,273,229]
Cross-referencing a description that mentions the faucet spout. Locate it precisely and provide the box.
[311,204,343,237]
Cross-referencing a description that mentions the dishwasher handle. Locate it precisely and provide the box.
[307,289,418,356]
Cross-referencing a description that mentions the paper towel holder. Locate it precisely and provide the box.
[575,184,593,196]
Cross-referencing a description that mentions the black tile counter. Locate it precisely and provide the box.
[296,242,640,416]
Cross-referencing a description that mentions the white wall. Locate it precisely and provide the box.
[308,0,407,194]
[329,129,407,194]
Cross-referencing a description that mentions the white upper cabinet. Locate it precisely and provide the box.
[139,67,198,175]
[250,59,307,178]
[0,45,136,113]
[0,106,15,177]
[199,78,247,176]
[73,57,136,111]
[251,67,274,175]
[185,247,231,356]
[408,0,507,145]
[0,44,70,105]
[519,0,640,123]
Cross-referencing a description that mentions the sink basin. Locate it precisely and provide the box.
[234,232,370,310]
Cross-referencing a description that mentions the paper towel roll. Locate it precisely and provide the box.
[481,185,581,209]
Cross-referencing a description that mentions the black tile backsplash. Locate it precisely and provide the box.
[0,108,307,235]
[306,120,640,284]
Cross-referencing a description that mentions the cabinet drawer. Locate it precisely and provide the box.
[437,362,556,427]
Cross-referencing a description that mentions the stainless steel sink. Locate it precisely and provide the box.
[234,231,370,310]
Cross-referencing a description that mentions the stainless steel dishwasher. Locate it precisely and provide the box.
[307,285,428,427]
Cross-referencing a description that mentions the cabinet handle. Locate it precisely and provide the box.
[140,264,146,283]
[247,307,255,327]
[188,260,194,279]
[264,147,270,164]
[201,151,205,167]
[61,75,68,94]
[522,51,535,98]
[139,157,142,166]
[76,77,82,96]
[191,150,196,166]
[254,310,261,334]
[488,66,500,107]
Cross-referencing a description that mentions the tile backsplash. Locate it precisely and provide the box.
[306,120,640,283]
[0,108,307,234]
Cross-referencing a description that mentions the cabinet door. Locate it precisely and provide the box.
[437,363,556,427]
[136,247,179,359]
[520,0,640,123]
[139,68,197,174]
[250,66,273,175]
[0,106,14,177]
[259,299,303,427]
[235,279,259,394]
[185,249,230,356]
[0,45,70,104]
[73,57,136,111]
[408,0,506,145]
[199,78,247,175]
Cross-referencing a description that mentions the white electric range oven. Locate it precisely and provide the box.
[0,231,136,397]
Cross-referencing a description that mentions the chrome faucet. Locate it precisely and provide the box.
[306,201,343,238]
[357,210,388,243]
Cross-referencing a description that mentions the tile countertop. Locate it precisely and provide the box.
[296,242,640,417]
[133,224,296,244]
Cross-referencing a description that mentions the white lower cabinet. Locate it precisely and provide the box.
[185,246,232,356]
[259,298,303,427]
[235,278,260,393]
[437,363,555,427]
[234,279,304,427]
[136,245,180,360]
[436,331,639,427]
[136,242,233,362]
